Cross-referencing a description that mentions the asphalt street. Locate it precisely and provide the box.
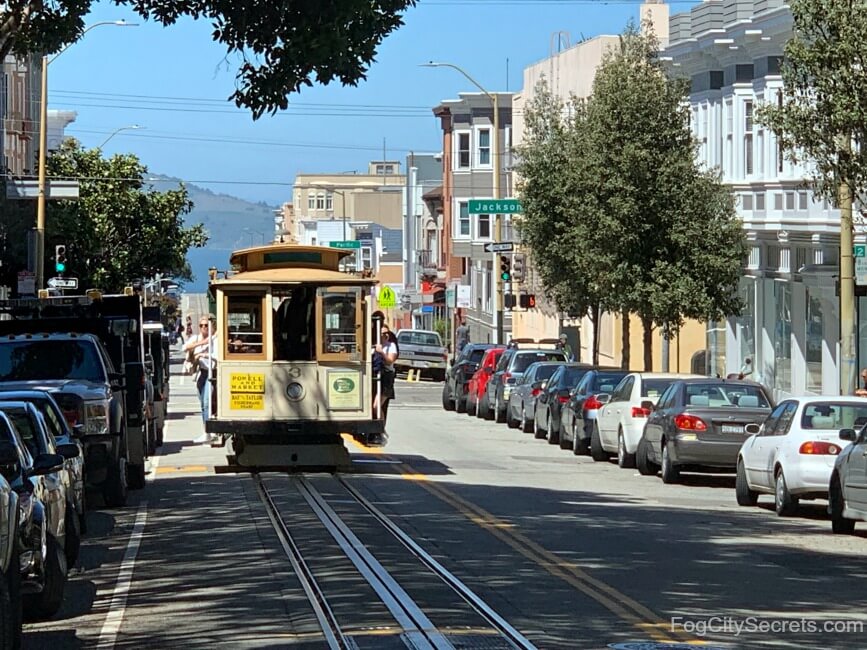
[20,363,867,649]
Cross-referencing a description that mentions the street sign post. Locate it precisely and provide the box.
[484,241,514,253]
[329,240,361,249]
[855,245,867,286]
[468,199,523,214]
[47,277,78,290]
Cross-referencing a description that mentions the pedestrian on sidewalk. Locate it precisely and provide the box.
[455,318,470,354]
[183,316,218,443]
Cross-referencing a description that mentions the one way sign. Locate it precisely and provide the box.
[483,242,514,253]
[47,277,78,290]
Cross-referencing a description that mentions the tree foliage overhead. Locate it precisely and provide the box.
[0,0,416,118]
[517,23,746,369]
[757,0,867,205]
[45,139,207,291]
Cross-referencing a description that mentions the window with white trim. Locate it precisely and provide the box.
[316,192,325,210]
[756,192,765,210]
[457,132,471,169]
[477,213,491,239]
[456,202,470,237]
[477,128,491,166]
[307,193,316,210]
[798,191,808,210]
[326,193,333,211]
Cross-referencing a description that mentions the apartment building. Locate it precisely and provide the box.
[1,54,39,177]
[433,92,513,344]
[664,0,844,397]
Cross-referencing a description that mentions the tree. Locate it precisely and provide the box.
[0,0,416,118]
[44,139,207,291]
[757,0,867,392]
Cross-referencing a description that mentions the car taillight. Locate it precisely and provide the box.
[531,388,541,397]
[584,396,602,410]
[799,441,842,455]
[674,414,707,431]
[631,406,651,418]
[558,394,569,404]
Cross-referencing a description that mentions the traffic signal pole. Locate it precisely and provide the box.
[492,92,503,345]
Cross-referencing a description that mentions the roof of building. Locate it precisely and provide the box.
[422,185,443,201]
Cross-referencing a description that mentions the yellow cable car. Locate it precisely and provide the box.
[204,243,382,470]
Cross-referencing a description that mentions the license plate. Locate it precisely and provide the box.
[721,424,743,434]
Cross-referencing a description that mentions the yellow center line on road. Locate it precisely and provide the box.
[342,435,693,644]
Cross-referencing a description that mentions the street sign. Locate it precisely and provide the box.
[378,285,396,308]
[421,305,434,314]
[484,241,514,253]
[856,245,867,286]
[456,285,472,308]
[468,199,523,215]
[445,287,456,308]
[6,179,80,200]
[330,240,361,249]
[47,277,78,290]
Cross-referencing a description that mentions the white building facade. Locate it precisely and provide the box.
[664,0,846,398]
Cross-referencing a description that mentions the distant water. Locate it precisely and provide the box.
[184,248,233,292]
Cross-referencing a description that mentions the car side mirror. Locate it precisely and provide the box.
[28,453,64,477]
[640,400,655,412]
[840,428,857,442]
[56,443,80,460]
[745,423,761,436]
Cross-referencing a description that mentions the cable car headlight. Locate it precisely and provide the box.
[286,382,304,401]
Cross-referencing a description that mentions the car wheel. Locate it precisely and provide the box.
[534,410,547,440]
[774,469,799,516]
[590,422,608,461]
[128,461,146,491]
[573,422,589,455]
[559,418,572,450]
[104,455,129,507]
[24,535,66,620]
[64,502,82,568]
[660,440,680,484]
[442,382,455,411]
[735,459,758,507]
[521,407,533,434]
[547,413,560,445]
[456,387,467,414]
[506,402,519,429]
[635,436,658,476]
[830,474,856,535]
[617,430,635,469]
[494,397,506,424]
[478,393,491,420]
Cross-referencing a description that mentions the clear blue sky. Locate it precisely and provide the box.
[50,0,698,206]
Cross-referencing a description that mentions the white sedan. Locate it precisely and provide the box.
[736,397,867,516]
[595,372,698,468]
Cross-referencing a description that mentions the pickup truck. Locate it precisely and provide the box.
[395,330,448,382]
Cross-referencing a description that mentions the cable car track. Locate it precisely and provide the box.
[254,473,537,650]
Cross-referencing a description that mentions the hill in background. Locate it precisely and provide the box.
[148,175,280,249]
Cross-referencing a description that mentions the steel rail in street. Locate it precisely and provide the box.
[334,476,538,650]
[253,474,350,650]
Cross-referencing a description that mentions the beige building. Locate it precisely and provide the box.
[511,2,706,371]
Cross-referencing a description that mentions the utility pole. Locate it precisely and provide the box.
[840,179,856,395]
[492,92,503,345]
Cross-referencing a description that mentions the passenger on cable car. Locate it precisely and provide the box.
[374,325,399,424]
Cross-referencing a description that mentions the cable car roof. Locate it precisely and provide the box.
[213,267,378,285]
[229,244,352,273]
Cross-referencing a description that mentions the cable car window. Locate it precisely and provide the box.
[273,287,316,361]
[321,292,358,355]
[225,294,265,358]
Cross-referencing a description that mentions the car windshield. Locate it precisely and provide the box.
[513,352,566,373]
[801,402,867,430]
[593,372,629,394]
[0,340,105,383]
[1,408,41,457]
[685,383,771,408]
[642,378,678,399]
[398,332,441,346]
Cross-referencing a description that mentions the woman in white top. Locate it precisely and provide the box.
[375,325,399,424]
[182,316,217,441]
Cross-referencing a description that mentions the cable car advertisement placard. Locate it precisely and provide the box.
[327,370,362,410]
[230,372,266,410]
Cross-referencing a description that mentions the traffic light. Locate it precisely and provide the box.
[519,293,529,309]
[513,253,526,283]
[500,254,511,282]
[54,245,67,274]
[528,294,536,309]
[505,293,516,309]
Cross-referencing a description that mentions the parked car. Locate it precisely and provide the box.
[0,390,86,533]
[0,412,67,619]
[560,369,631,456]
[442,344,501,413]
[637,378,773,483]
[484,347,568,423]
[829,419,867,534]
[395,329,448,381]
[737,397,867,516]
[0,400,82,567]
[0,473,20,649]
[466,348,506,417]
[534,363,592,445]
[596,373,699,468]
[506,362,564,432]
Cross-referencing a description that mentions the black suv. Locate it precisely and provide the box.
[442,344,501,413]
[482,346,568,423]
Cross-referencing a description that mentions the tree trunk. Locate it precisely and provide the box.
[621,308,630,369]
[591,303,601,366]
[641,315,653,371]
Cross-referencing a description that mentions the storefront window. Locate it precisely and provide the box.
[738,279,756,368]
[707,321,726,378]
[806,290,823,393]
[774,282,792,392]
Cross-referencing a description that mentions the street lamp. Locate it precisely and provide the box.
[35,19,137,290]
[420,61,504,344]
[98,124,144,149]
